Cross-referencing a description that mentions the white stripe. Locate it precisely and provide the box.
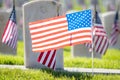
[30,23,68,33]
[39,51,47,64]
[29,17,67,28]
[45,50,54,66]
[95,33,107,36]
[32,32,91,47]
[33,38,91,51]
[94,24,103,27]
[71,38,91,43]
[95,27,104,30]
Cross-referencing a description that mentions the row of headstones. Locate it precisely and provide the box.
[0,0,120,69]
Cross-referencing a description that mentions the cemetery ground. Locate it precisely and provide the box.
[0,41,120,79]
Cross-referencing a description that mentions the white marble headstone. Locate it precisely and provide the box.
[23,0,64,70]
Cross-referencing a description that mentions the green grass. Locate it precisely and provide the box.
[0,41,24,65]
[0,68,120,80]
[64,47,120,69]
[0,41,120,69]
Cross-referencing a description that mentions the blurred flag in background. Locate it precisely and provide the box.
[2,5,17,49]
[110,10,120,46]
[85,11,109,55]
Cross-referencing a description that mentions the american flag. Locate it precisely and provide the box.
[29,9,92,52]
[110,11,120,46]
[37,50,56,70]
[2,5,17,49]
[85,11,109,55]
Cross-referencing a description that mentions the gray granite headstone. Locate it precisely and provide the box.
[71,44,101,58]
[23,0,63,70]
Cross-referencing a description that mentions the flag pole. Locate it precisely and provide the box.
[117,1,120,12]
[13,0,15,7]
[91,3,96,76]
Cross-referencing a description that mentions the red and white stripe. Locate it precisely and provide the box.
[110,23,120,45]
[2,19,17,49]
[37,50,56,70]
[85,24,109,55]
[29,15,92,52]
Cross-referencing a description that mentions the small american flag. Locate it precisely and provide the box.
[2,5,17,49]
[110,11,120,46]
[29,9,92,52]
[85,11,109,55]
[37,50,56,70]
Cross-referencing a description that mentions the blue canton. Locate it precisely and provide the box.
[66,9,92,31]
[10,7,16,23]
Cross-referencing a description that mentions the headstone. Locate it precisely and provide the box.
[71,44,101,58]
[23,0,64,70]
[64,0,73,11]
[15,8,23,41]
[102,11,120,49]
[3,0,12,9]
[0,10,16,54]
[15,0,29,7]
[77,0,86,9]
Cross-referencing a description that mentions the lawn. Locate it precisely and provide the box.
[0,40,120,80]
[0,68,120,80]
[0,41,120,69]
[0,41,120,79]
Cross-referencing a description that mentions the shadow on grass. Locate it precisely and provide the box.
[40,68,93,80]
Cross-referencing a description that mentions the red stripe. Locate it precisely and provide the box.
[42,51,51,65]
[37,52,44,62]
[48,50,56,67]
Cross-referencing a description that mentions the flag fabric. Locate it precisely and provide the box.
[2,5,17,49]
[110,11,120,46]
[85,11,109,55]
[29,9,92,52]
[37,50,56,70]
